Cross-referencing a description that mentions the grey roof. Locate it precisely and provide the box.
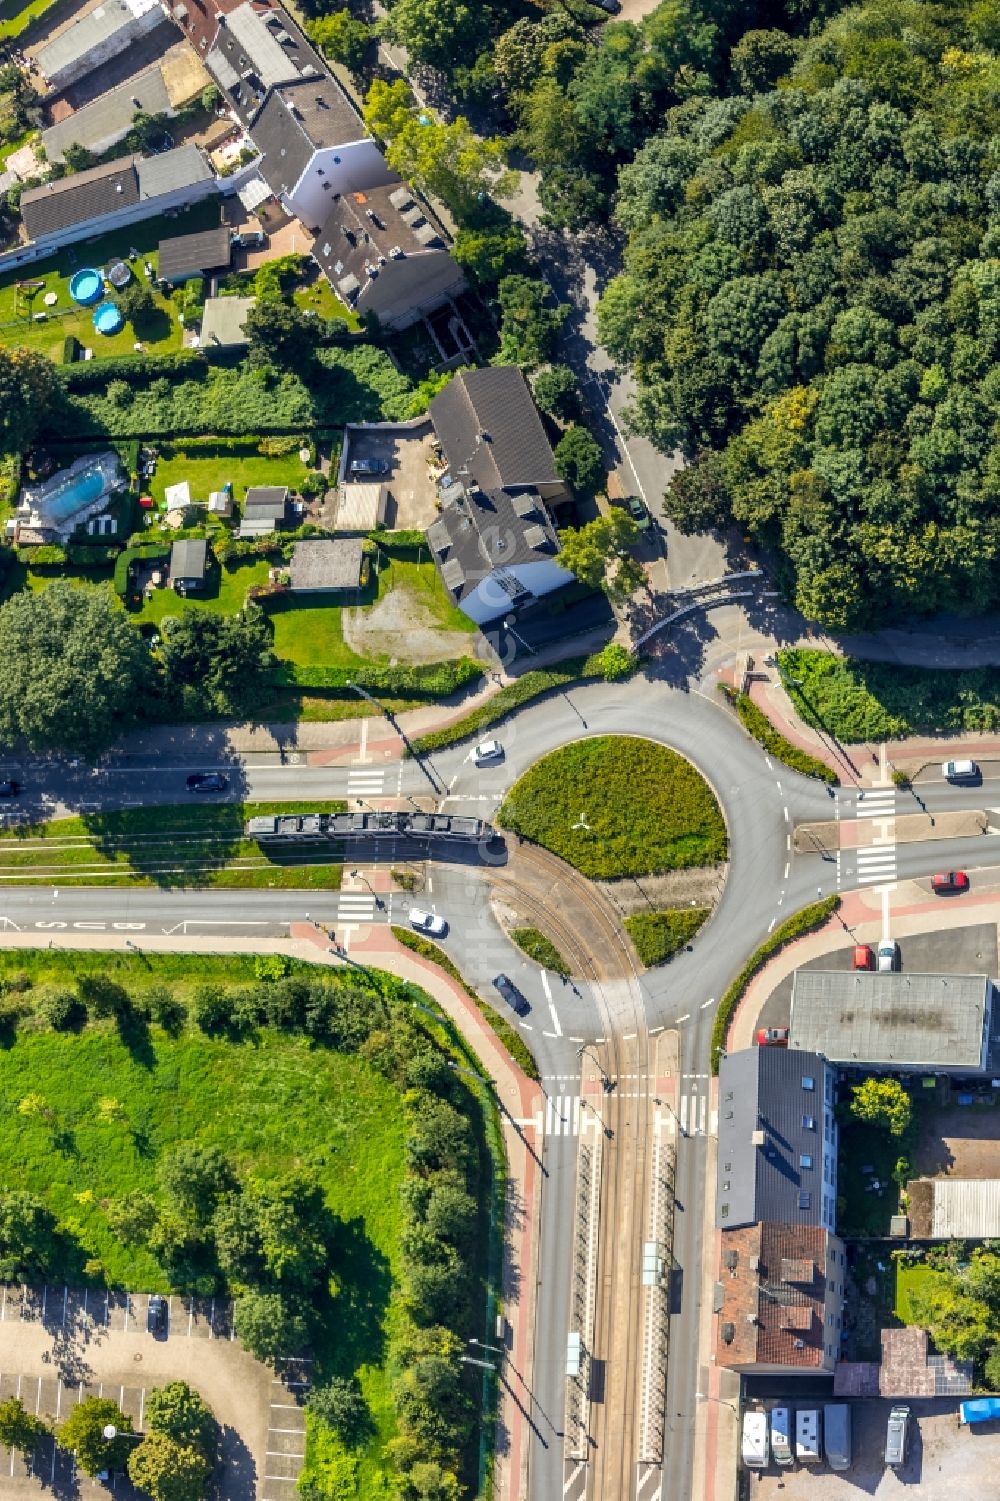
[288,538,362,591]
[427,484,560,607]
[927,1180,1000,1239]
[37,0,135,81]
[244,486,288,513]
[21,155,141,240]
[311,179,465,329]
[42,65,170,162]
[789,970,991,1071]
[253,78,363,199]
[136,144,213,198]
[157,225,232,282]
[716,1047,833,1229]
[429,367,560,491]
[225,2,300,88]
[200,293,255,347]
[170,538,208,580]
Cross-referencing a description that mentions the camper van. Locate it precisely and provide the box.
[770,1407,793,1466]
[885,1405,910,1467]
[742,1410,769,1469]
[824,1405,852,1471]
[796,1408,823,1464]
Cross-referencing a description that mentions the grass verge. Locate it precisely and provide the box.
[894,1259,941,1323]
[719,684,838,783]
[625,908,709,967]
[710,895,840,1073]
[0,800,346,888]
[510,926,570,976]
[498,736,727,879]
[777,648,1000,741]
[390,926,540,1081]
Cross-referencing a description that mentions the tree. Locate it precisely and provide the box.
[214,1173,331,1291]
[404,1462,462,1501]
[849,1077,912,1137]
[115,280,155,327]
[105,1191,159,1247]
[307,10,371,71]
[58,1397,134,1477]
[144,1383,216,1458]
[985,1344,1000,1392]
[0,1190,59,1280]
[553,425,605,494]
[159,604,274,718]
[232,1290,307,1367]
[200,83,220,112]
[77,973,131,1020]
[557,510,644,601]
[128,1431,211,1501]
[159,1145,235,1228]
[0,582,150,757]
[306,1377,370,1445]
[0,348,59,455]
[532,365,579,422]
[380,0,477,72]
[63,142,96,172]
[495,275,569,369]
[663,452,731,535]
[0,1396,48,1457]
[244,299,316,368]
[906,1250,1000,1363]
[451,222,526,285]
[730,29,799,93]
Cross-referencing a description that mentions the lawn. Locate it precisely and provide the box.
[895,1260,942,1323]
[292,275,362,330]
[144,443,314,510]
[0,0,55,38]
[0,799,347,888]
[133,557,272,626]
[497,736,728,879]
[625,908,709,967]
[778,649,1000,742]
[0,201,222,362]
[837,1116,901,1237]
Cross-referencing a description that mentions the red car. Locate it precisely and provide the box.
[853,944,874,970]
[931,871,969,894]
[756,1027,789,1047]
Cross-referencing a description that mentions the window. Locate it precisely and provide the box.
[725,1110,734,1120]
[800,1154,813,1169]
[724,1163,732,1172]
[725,1091,733,1102]
[803,1114,815,1130]
[802,1075,815,1091]
[721,1203,729,1219]
[799,1190,812,1210]
[723,1180,731,1191]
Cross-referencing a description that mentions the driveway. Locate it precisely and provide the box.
[342,421,439,529]
[0,1284,304,1501]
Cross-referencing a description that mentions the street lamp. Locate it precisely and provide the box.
[350,869,385,910]
[577,1044,613,1093]
[447,1059,493,1087]
[581,1097,613,1139]
[694,1391,739,1413]
[654,1096,686,1138]
[102,1424,141,1442]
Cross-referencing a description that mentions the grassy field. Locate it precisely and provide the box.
[0,800,347,887]
[0,0,56,40]
[292,276,362,330]
[497,736,728,879]
[0,202,221,361]
[779,649,1000,741]
[625,908,709,967]
[145,445,314,509]
[894,1260,941,1324]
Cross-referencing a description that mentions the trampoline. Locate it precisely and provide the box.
[93,301,123,335]
[69,268,103,306]
[107,259,131,289]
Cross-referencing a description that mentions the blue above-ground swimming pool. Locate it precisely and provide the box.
[69,268,103,306]
[93,301,123,335]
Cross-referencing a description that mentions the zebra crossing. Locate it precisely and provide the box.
[346,767,385,800]
[545,1095,585,1137]
[854,787,896,885]
[676,1090,710,1137]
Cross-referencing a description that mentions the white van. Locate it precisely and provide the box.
[942,759,978,782]
[885,1405,910,1467]
[742,1410,769,1469]
[796,1408,822,1464]
[770,1407,793,1466]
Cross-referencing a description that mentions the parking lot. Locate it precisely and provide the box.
[0,1283,306,1500]
[751,1399,1000,1498]
[341,421,439,529]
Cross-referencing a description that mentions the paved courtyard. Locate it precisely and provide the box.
[0,1284,307,1501]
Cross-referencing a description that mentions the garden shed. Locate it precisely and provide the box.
[170,538,209,592]
[288,539,363,595]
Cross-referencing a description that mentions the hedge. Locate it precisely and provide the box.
[710,895,840,1073]
[65,544,120,567]
[18,545,67,567]
[60,349,210,392]
[113,543,170,595]
[625,908,709,967]
[510,926,570,976]
[719,684,838,784]
[62,334,80,365]
[390,926,540,1081]
[272,657,484,696]
[408,650,617,756]
[369,529,427,556]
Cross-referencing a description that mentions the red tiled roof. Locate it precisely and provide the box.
[717,1223,835,1370]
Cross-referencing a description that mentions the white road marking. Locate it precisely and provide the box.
[541,969,562,1037]
[783,807,790,822]
[783,863,790,880]
[701,997,715,1009]
[768,917,776,933]
[675,1013,690,1024]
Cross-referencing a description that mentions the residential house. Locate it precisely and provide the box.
[835,1327,973,1399]
[170,538,209,592]
[429,366,568,505]
[42,65,172,164]
[36,0,167,91]
[311,179,465,331]
[239,484,289,537]
[19,147,217,253]
[287,538,362,593]
[715,1222,848,1375]
[157,225,233,284]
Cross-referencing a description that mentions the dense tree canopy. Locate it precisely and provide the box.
[598,0,1000,627]
[0,348,60,455]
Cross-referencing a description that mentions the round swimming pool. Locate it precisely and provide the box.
[69,268,103,306]
[93,301,123,335]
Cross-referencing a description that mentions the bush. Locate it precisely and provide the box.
[390,927,539,1080]
[626,908,709,966]
[510,926,570,976]
[553,424,605,494]
[18,545,68,567]
[191,986,232,1036]
[65,545,121,567]
[719,685,838,784]
[710,896,839,1072]
[40,988,87,1031]
[592,642,638,682]
[62,334,80,366]
[272,658,483,696]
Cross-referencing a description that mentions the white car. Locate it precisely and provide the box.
[474,739,504,766]
[409,907,448,938]
[877,939,899,972]
[942,758,978,781]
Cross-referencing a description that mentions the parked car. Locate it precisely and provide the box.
[853,943,874,970]
[493,973,529,1016]
[756,1026,789,1047]
[932,870,969,894]
[186,772,228,793]
[474,739,504,766]
[409,907,448,937]
[942,758,979,781]
[627,496,652,531]
[877,939,899,972]
[0,779,20,797]
[231,229,265,249]
[885,1405,910,1467]
[349,457,390,477]
[147,1294,167,1336]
